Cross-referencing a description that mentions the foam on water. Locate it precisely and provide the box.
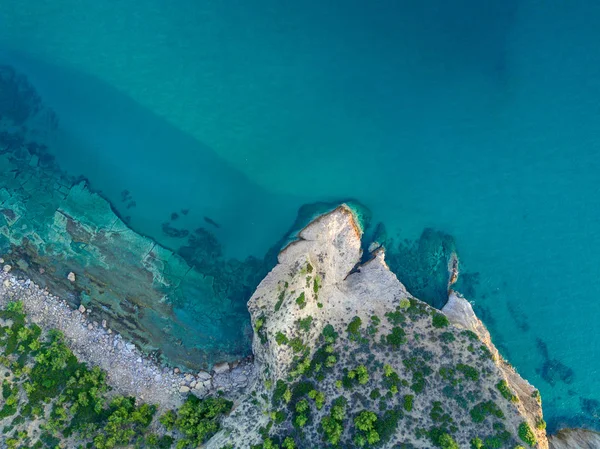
[1,0,599,430]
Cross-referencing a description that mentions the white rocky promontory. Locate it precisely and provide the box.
[208,205,550,448]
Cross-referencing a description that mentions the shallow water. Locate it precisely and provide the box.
[1,0,599,430]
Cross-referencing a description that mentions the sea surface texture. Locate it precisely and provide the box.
[0,0,599,431]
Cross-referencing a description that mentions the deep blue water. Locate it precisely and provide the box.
[1,0,600,431]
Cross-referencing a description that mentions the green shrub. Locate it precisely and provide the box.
[321,416,343,445]
[289,337,306,353]
[354,410,377,431]
[518,422,537,446]
[308,390,325,410]
[440,332,455,343]
[383,364,394,377]
[295,293,306,309]
[298,316,313,333]
[169,395,232,447]
[355,365,369,385]
[275,332,289,345]
[462,330,479,341]
[386,327,407,347]
[325,355,337,368]
[438,433,459,449]
[430,401,453,427]
[535,417,546,430]
[385,307,406,325]
[479,344,494,361]
[470,437,484,449]
[347,316,362,339]
[294,399,309,428]
[272,410,286,424]
[313,276,321,294]
[159,410,177,431]
[456,364,479,382]
[403,394,414,412]
[93,396,156,449]
[411,373,426,394]
[432,313,449,328]
[496,380,518,402]
[272,380,288,405]
[282,437,296,449]
[470,400,504,423]
[322,324,338,342]
[374,409,402,445]
[354,411,380,447]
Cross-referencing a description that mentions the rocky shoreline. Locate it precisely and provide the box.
[2,203,600,447]
[0,263,255,413]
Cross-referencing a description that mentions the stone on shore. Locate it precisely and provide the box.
[197,370,211,381]
[212,362,229,375]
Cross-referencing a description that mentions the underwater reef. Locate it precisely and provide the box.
[0,64,274,369]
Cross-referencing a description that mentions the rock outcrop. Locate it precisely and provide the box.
[207,205,549,449]
[548,428,600,449]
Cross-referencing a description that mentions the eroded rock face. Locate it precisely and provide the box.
[548,428,600,449]
[208,206,549,449]
[443,291,548,448]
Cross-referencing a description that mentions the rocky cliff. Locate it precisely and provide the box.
[207,205,549,449]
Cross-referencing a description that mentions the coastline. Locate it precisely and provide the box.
[0,264,254,414]
[2,205,599,447]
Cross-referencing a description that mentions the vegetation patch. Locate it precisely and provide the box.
[518,422,537,447]
[470,400,504,423]
[496,380,518,403]
[0,300,232,449]
[295,293,307,309]
[385,327,407,348]
[347,316,363,340]
[432,313,450,328]
[297,316,313,333]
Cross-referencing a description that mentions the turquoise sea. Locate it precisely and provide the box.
[1,0,599,431]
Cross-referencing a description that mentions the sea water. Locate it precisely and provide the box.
[0,0,599,430]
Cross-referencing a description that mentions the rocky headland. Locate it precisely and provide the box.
[207,205,550,448]
[1,204,598,448]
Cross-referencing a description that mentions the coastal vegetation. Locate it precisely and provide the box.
[0,301,232,448]
[242,280,537,449]
[1,207,551,449]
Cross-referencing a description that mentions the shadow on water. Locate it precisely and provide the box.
[0,53,312,368]
[0,50,304,260]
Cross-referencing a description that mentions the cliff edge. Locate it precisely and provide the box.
[207,205,549,449]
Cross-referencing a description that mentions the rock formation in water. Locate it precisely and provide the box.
[548,428,600,449]
[207,205,549,449]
